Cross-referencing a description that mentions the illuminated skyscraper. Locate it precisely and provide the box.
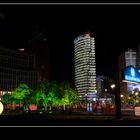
[74,33,97,100]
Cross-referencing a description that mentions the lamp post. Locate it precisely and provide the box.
[110,84,115,89]
[110,83,121,120]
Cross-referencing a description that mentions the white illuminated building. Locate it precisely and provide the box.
[74,33,97,100]
[119,46,140,94]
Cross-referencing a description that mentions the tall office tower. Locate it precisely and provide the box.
[74,33,97,100]
[118,47,140,95]
[26,31,50,82]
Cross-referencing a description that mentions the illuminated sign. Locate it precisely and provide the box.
[122,66,140,83]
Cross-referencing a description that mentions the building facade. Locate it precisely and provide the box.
[74,33,97,100]
[119,46,140,95]
[96,75,115,104]
[26,31,50,82]
[0,46,38,96]
[96,75,114,97]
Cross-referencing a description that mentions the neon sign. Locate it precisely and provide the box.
[123,66,140,83]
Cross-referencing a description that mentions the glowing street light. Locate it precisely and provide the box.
[110,84,116,89]
[120,94,124,98]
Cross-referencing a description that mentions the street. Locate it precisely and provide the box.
[1,113,140,126]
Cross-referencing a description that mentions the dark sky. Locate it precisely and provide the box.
[0,4,140,83]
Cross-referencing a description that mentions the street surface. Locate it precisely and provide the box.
[1,113,140,126]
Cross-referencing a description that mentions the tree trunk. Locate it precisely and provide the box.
[49,106,51,111]
[63,105,65,110]
[12,102,15,110]
[43,104,47,111]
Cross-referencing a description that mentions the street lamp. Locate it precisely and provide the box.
[120,94,124,98]
[110,84,116,89]
[110,83,121,120]
[110,84,115,107]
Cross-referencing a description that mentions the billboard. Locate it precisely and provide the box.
[122,66,140,83]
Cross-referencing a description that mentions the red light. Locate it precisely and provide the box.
[29,104,37,111]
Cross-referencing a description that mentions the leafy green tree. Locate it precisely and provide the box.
[11,84,31,110]
[68,89,79,105]
[60,94,69,110]
[36,80,50,95]
[35,91,47,110]
[35,80,59,110]
[46,91,60,111]
[30,80,79,111]
[1,93,11,109]
[12,84,30,99]
[27,91,37,105]
[32,81,49,110]
[59,81,79,110]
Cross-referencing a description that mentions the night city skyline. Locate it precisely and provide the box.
[0,4,140,84]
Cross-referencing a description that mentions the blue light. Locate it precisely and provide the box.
[131,67,135,77]
[123,66,140,83]
[125,75,140,82]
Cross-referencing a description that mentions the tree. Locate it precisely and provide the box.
[68,89,79,105]
[35,80,59,110]
[1,93,11,109]
[31,80,79,112]
[46,91,60,111]
[35,91,47,110]
[31,80,55,110]
[11,84,31,111]
[123,88,140,106]
[36,80,51,95]
[59,81,79,110]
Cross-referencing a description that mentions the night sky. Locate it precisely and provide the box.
[0,4,140,84]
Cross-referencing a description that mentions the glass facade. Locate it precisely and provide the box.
[119,47,140,94]
[0,47,38,96]
[74,33,97,100]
